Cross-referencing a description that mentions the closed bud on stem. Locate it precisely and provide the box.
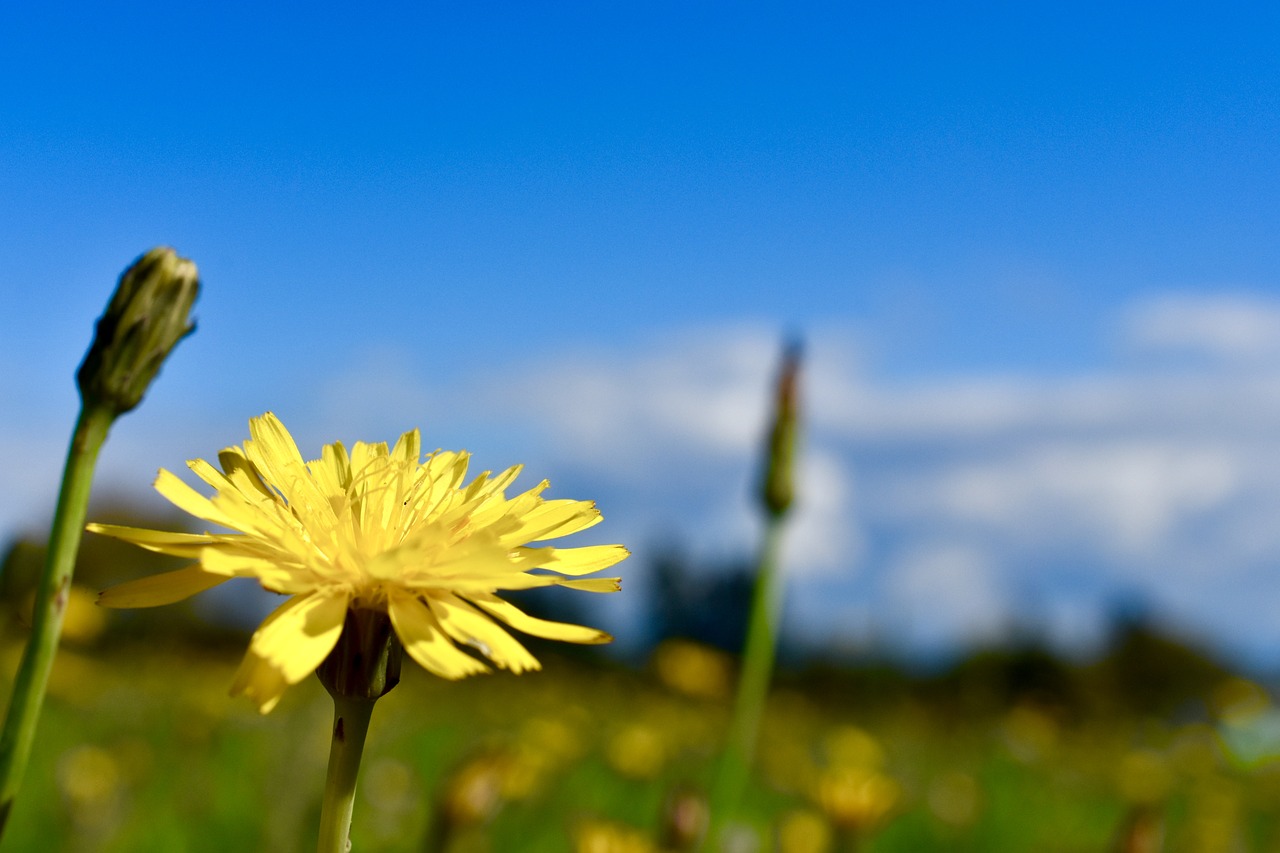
[76,247,199,415]
[316,608,404,701]
[759,340,802,518]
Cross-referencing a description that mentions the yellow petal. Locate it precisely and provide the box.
[554,577,623,593]
[385,526,514,585]
[187,457,232,492]
[308,441,352,497]
[417,451,470,518]
[471,593,613,644]
[421,573,622,594]
[461,480,544,531]
[241,590,348,684]
[229,650,290,714]
[429,593,541,673]
[246,412,308,479]
[85,523,212,558]
[154,468,239,529]
[199,547,316,593]
[499,499,602,545]
[196,457,276,520]
[529,544,630,576]
[425,450,469,491]
[97,565,229,608]
[218,447,275,499]
[348,439,390,475]
[391,429,421,467]
[463,464,523,503]
[388,590,489,679]
[244,413,330,517]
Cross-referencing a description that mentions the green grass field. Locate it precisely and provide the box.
[3,629,1279,852]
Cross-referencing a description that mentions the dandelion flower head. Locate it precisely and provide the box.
[89,413,626,712]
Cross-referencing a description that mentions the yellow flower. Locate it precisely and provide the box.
[89,413,627,713]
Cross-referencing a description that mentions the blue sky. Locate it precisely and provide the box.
[4,3,1280,665]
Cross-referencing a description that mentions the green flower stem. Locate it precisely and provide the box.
[707,515,787,846]
[0,403,116,833]
[317,694,376,853]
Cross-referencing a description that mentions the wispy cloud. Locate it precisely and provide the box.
[1124,293,1280,363]
[9,295,1280,665]
[427,299,1280,663]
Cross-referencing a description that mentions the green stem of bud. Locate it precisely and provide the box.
[0,403,115,835]
[705,341,804,849]
[0,248,197,841]
[706,517,787,847]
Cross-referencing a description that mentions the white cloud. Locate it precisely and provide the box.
[478,325,782,473]
[893,440,1241,559]
[1123,293,1280,363]
[14,295,1280,665]
[462,327,865,580]
[783,449,861,577]
[412,314,1280,661]
[884,544,1010,652]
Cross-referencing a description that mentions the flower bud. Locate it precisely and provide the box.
[76,247,199,415]
[760,340,802,518]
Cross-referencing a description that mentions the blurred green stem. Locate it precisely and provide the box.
[0,248,195,843]
[317,694,376,853]
[707,515,787,847]
[0,403,116,836]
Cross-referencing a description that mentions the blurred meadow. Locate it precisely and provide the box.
[5,499,1280,851]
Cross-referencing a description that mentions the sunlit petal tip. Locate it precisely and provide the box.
[98,565,229,608]
[84,523,212,558]
[389,592,492,679]
[537,543,631,576]
[471,594,615,645]
[512,658,543,674]
[230,652,288,715]
[561,577,622,593]
[391,428,422,463]
[429,594,542,673]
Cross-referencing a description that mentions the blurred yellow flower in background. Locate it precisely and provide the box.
[926,770,982,828]
[1116,749,1172,805]
[23,585,107,646]
[573,819,657,853]
[56,744,123,831]
[815,767,899,832]
[823,725,886,771]
[89,413,627,712]
[776,809,833,853]
[813,725,900,835]
[605,722,667,780]
[651,638,733,700]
